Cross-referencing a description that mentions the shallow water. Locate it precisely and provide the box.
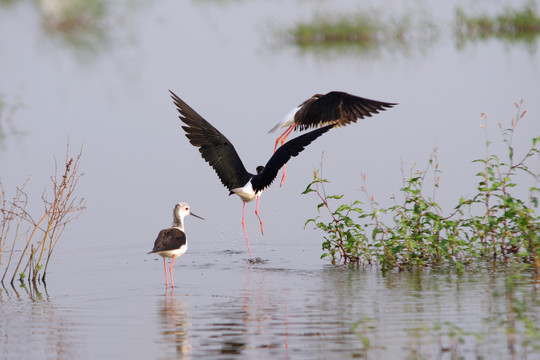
[2,238,539,359]
[1,0,540,359]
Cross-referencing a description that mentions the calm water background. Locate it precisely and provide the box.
[1,0,540,359]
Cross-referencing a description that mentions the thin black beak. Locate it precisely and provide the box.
[189,212,204,220]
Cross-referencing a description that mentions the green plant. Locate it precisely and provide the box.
[455,2,540,48]
[303,168,368,266]
[459,104,540,265]
[304,102,540,270]
[283,10,438,55]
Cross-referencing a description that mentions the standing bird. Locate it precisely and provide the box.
[269,91,397,186]
[149,202,204,287]
[170,90,333,257]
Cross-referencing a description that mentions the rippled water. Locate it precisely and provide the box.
[1,0,540,359]
[2,237,539,359]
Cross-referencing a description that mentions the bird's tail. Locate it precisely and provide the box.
[268,121,285,134]
[268,105,300,133]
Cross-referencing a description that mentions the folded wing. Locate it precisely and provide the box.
[150,228,187,253]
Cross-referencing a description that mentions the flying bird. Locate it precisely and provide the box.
[148,202,204,287]
[269,91,396,185]
[170,90,333,257]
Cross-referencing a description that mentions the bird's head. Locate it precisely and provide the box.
[256,166,264,174]
[174,202,205,222]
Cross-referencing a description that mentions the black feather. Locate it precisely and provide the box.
[149,228,187,253]
[295,91,396,131]
[251,125,333,192]
[170,90,334,196]
[170,90,252,191]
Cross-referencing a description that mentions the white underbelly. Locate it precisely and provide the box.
[231,183,261,202]
[157,244,188,258]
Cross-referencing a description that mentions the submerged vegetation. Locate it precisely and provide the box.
[40,0,109,56]
[0,143,86,286]
[285,11,438,54]
[283,3,540,53]
[304,101,540,271]
[455,3,540,47]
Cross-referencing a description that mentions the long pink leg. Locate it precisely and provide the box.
[273,125,296,152]
[163,258,169,287]
[280,165,288,187]
[242,202,253,257]
[169,256,177,287]
[274,124,297,186]
[254,196,264,235]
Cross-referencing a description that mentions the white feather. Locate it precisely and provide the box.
[268,105,302,133]
[231,182,260,202]
[157,243,188,258]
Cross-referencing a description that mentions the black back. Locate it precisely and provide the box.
[251,125,333,192]
[295,91,396,131]
[150,228,187,253]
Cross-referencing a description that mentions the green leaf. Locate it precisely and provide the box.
[301,182,315,194]
[329,194,344,200]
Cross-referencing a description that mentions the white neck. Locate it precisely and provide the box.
[172,213,185,231]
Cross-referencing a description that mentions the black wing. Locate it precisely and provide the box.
[149,228,187,253]
[170,90,253,190]
[295,91,397,131]
[251,124,334,192]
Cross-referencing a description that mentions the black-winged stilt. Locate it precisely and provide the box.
[148,202,204,287]
[169,90,333,258]
[269,91,397,185]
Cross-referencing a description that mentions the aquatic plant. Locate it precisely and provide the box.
[455,2,540,48]
[283,10,438,54]
[39,0,109,58]
[289,13,383,48]
[0,142,86,285]
[280,3,540,55]
[304,101,540,271]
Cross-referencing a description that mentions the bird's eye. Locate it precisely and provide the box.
[185,207,189,211]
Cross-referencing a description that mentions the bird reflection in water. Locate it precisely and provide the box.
[158,288,191,357]
[212,266,291,359]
